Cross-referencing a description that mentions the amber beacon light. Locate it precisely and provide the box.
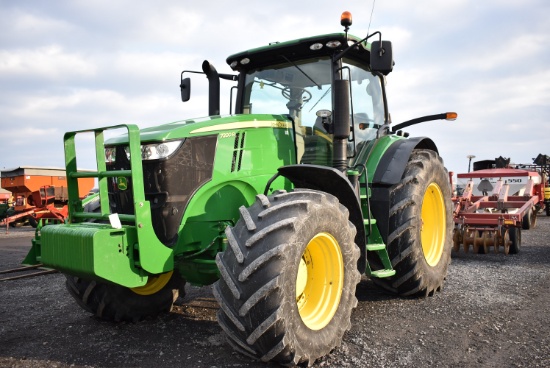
[341,11,352,28]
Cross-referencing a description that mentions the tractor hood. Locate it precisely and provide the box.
[105,114,293,145]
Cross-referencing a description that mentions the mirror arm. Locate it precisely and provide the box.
[391,113,450,132]
[333,31,381,61]
[219,74,238,81]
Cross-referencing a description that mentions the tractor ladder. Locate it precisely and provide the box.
[349,168,396,278]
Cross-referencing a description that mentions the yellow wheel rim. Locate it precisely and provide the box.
[296,232,344,331]
[421,182,446,266]
[131,271,173,296]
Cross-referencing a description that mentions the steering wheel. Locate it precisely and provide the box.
[281,86,312,103]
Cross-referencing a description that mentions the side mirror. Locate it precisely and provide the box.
[180,77,191,102]
[370,40,393,75]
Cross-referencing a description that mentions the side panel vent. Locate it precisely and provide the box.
[231,132,246,172]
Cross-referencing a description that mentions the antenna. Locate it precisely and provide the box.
[367,0,376,36]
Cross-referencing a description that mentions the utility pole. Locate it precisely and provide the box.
[467,155,476,173]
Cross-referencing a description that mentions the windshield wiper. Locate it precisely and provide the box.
[309,86,331,112]
[281,55,322,90]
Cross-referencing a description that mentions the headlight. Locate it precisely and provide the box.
[326,40,341,48]
[139,140,184,160]
[105,147,116,163]
[106,140,184,163]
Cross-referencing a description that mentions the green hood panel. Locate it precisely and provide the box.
[106,114,293,145]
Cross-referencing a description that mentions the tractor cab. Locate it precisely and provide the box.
[233,53,386,165]
[182,28,392,170]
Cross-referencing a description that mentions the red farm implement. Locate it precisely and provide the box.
[0,166,94,230]
[0,186,69,229]
[451,158,546,255]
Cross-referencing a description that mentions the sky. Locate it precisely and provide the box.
[1,0,549,178]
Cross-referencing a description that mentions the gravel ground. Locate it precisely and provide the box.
[1,216,549,367]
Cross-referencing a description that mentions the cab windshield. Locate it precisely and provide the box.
[242,56,384,163]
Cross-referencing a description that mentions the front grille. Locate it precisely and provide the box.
[107,135,217,246]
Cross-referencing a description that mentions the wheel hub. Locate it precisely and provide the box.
[295,232,343,330]
[131,271,173,296]
[421,182,445,266]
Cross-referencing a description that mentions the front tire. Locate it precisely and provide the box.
[368,149,453,297]
[65,271,185,322]
[214,189,361,366]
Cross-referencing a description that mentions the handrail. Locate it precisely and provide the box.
[72,212,136,222]
[69,170,132,179]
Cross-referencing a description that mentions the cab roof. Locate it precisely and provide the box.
[226,33,372,72]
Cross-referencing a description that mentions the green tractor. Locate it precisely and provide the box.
[25,12,455,366]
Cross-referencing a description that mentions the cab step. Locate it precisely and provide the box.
[370,268,396,278]
[366,243,385,251]
[365,241,395,278]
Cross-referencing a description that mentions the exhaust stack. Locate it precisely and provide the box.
[332,79,350,172]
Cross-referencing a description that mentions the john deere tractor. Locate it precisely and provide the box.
[25,12,455,366]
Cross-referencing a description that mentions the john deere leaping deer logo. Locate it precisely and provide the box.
[117,177,128,191]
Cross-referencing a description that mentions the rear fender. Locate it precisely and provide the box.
[370,137,439,244]
[277,164,366,272]
[372,137,438,185]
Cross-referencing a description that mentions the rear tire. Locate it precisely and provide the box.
[368,149,453,297]
[214,189,361,366]
[65,271,185,322]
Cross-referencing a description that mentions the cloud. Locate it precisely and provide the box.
[135,7,204,46]
[454,69,550,115]
[459,33,549,72]
[1,0,549,175]
[110,51,199,88]
[0,46,96,79]
[11,10,73,33]
[8,88,194,124]
[0,7,75,44]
